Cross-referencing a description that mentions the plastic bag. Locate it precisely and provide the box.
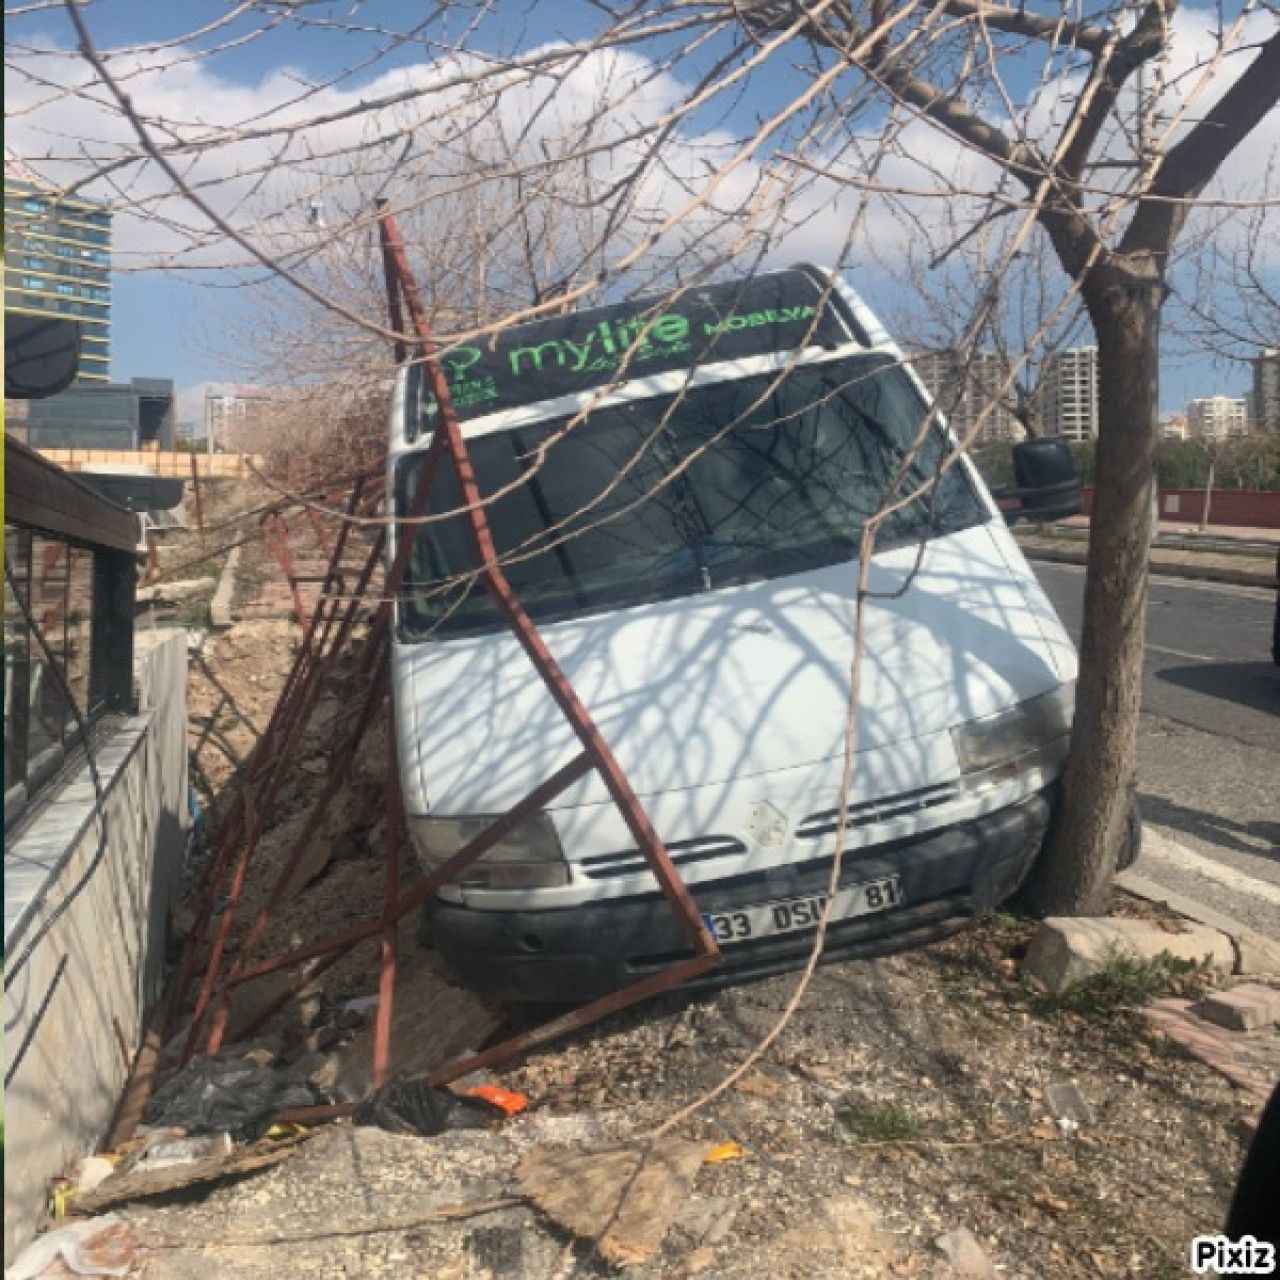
[353,1078,503,1137]
[144,1052,323,1142]
[5,1215,135,1279]
[134,1132,233,1171]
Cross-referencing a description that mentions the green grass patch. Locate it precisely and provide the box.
[835,1098,923,1144]
[1032,947,1213,1019]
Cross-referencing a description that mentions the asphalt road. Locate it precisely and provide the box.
[1032,561,1280,937]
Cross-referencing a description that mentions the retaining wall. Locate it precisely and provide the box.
[2,630,188,1265]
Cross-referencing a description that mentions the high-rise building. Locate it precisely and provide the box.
[909,349,1021,443]
[1039,347,1098,441]
[1186,395,1249,440]
[1160,414,1188,441]
[4,156,112,383]
[1252,348,1280,434]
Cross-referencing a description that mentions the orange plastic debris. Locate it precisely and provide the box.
[466,1085,529,1116]
[703,1140,746,1163]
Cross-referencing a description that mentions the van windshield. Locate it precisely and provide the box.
[396,353,986,639]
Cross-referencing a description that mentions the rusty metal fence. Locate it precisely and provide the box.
[112,203,722,1138]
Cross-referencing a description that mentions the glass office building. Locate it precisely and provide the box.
[4,173,112,383]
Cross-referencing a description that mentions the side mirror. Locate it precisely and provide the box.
[994,439,1082,525]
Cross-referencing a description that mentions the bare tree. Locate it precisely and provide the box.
[730,0,1280,911]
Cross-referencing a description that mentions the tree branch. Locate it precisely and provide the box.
[938,0,1112,56]
[1123,26,1280,256]
[1058,0,1171,185]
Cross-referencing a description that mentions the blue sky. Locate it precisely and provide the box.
[7,1,1272,417]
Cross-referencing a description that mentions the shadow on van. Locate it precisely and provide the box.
[398,525,1066,830]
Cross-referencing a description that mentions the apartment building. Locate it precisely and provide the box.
[909,349,1021,443]
[1039,347,1098,441]
[1187,395,1249,440]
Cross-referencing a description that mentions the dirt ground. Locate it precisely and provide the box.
[115,908,1271,1280]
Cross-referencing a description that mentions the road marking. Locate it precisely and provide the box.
[1145,643,1218,662]
[1144,834,1280,908]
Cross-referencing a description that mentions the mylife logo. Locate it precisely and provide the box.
[508,313,689,375]
[1191,1235,1277,1275]
[442,346,483,377]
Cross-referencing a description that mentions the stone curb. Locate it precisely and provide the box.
[1116,864,1280,977]
[209,544,241,629]
[1017,541,1274,589]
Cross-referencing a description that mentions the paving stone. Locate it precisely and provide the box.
[1195,984,1280,1032]
[1024,917,1233,994]
[1141,999,1273,1102]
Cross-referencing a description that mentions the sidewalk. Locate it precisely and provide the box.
[1058,514,1280,545]
[1015,523,1278,588]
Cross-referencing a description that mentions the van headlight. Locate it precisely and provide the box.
[406,812,570,889]
[951,682,1074,791]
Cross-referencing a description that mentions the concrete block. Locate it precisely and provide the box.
[1024,917,1233,994]
[136,576,216,606]
[1235,932,1280,977]
[1194,984,1280,1032]
[209,544,240,629]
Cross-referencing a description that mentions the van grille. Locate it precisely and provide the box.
[578,835,747,880]
[795,782,961,841]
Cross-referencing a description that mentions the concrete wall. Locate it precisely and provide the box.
[2,630,187,1266]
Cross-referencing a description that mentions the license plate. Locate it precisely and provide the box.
[702,876,903,945]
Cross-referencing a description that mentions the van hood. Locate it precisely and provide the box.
[393,523,1068,815]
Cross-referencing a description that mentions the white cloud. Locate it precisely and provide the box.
[5,9,1275,338]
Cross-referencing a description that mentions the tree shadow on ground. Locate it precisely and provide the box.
[1155,660,1280,717]
[1139,791,1280,862]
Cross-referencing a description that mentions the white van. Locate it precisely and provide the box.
[388,267,1112,1002]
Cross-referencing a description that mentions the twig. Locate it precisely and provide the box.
[139,1195,524,1248]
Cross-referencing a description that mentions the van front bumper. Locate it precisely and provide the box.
[424,788,1052,1003]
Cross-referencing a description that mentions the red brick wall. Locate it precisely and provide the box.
[1080,488,1280,529]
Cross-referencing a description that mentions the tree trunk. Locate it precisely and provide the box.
[1201,455,1214,532]
[1022,283,1159,915]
